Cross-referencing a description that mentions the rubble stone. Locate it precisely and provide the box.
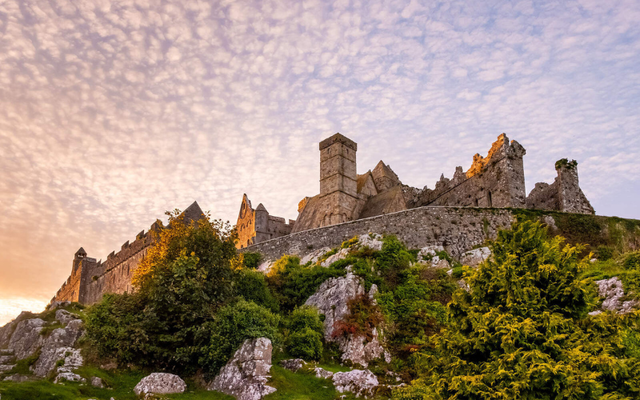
[134,373,187,397]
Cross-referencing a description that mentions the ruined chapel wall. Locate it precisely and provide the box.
[242,206,515,260]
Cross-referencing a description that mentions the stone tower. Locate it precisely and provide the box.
[319,133,359,226]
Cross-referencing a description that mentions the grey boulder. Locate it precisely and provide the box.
[209,337,276,400]
[134,373,187,398]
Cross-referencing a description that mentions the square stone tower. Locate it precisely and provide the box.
[319,133,359,225]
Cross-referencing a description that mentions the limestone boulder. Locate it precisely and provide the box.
[91,376,105,388]
[47,301,71,312]
[357,234,383,251]
[55,309,79,325]
[54,372,86,384]
[300,247,331,265]
[32,319,84,377]
[134,373,187,398]
[590,277,637,315]
[321,248,350,267]
[338,328,391,368]
[417,245,445,262]
[460,247,491,267]
[314,367,334,379]
[209,338,276,400]
[305,272,365,340]
[279,359,305,372]
[257,260,274,274]
[0,320,17,349]
[8,318,45,360]
[332,369,379,398]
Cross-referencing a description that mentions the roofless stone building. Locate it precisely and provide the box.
[52,132,594,305]
[236,133,593,248]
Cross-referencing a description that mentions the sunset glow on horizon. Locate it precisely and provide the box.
[1,0,639,325]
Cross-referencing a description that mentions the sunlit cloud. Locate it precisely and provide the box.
[0,0,639,325]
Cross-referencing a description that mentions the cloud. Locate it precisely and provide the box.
[0,0,639,324]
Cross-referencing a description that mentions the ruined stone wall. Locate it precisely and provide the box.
[80,233,154,304]
[242,206,515,260]
[407,134,527,209]
[526,160,594,215]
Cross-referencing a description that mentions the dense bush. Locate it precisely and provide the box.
[233,268,279,313]
[394,221,640,400]
[85,210,241,373]
[267,255,345,312]
[242,252,263,269]
[198,299,280,374]
[622,251,640,270]
[377,265,454,357]
[285,306,324,361]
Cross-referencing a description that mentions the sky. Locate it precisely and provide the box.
[0,0,639,325]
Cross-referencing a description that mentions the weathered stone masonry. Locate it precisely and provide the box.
[237,132,595,249]
[242,206,515,261]
[52,202,204,305]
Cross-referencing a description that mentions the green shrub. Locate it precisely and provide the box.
[198,299,280,375]
[287,328,323,361]
[596,245,615,261]
[233,269,279,313]
[622,251,640,270]
[242,252,263,269]
[394,221,640,400]
[285,306,324,361]
[267,255,345,312]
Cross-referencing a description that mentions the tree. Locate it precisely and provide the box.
[395,221,640,400]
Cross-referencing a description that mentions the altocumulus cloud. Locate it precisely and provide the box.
[0,0,639,324]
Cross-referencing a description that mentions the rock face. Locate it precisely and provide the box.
[209,338,276,400]
[591,277,637,315]
[305,273,389,367]
[33,319,84,377]
[305,272,365,340]
[321,248,350,267]
[333,369,379,398]
[300,247,331,265]
[134,373,187,398]
[8,318,45,360]
[357,234,383,251]
[460,247,491,268]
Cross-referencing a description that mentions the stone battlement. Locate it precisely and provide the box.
[52,202,204,305]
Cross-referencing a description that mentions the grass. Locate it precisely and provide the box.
[264,365,350,400]
[0,367,233,400]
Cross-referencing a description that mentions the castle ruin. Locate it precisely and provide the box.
[52,133,594,305]
[236,133,594,248]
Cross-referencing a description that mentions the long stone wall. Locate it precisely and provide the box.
[242,206,515,260]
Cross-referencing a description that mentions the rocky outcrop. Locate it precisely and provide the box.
[333,369,379,398]
[460,247,491,267]
[305,273,389,367]
[280,359,305,372]
[590,277,637,315]
[321,248,350,267]
[209,338,276,400]
[0,349,16,373]
[33,318,84,377]
[134,373,187,398]
[301,247,331,265]
[305,272,365,340]
[357,234,383,251]
[8,318,45,360]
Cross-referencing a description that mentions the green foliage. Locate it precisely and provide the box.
[85,211,239,373]
[233,269,279,313]
[267,255,345,312]
[8,349,40,376]
[198,299,280,375]
[377,265,454,359]
[622,251,640,270]
[395,221,640,400]
[555,158,578,170]
[285,306,324,361]
[596,245,615,261]
[242,252,263,269]
[375,236,415,288]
